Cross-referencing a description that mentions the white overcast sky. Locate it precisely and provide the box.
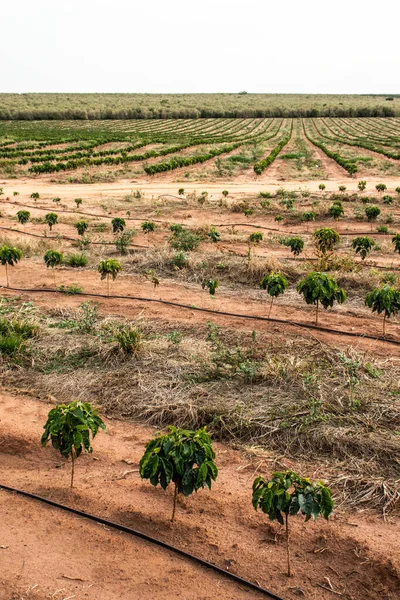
[2,0,399,93]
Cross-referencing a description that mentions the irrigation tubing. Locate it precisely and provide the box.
[1,200,396,237]
[0,483,284,600]
[1,227,398,271]
[3,284,400,347]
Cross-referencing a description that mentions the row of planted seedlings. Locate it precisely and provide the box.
[40,398,333,577]
[2,224,400,336]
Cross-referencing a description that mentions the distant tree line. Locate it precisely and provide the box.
[0,106,396,120]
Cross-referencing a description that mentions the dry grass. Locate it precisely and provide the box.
[2,296,400,513]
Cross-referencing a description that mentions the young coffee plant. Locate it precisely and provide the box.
[45,212,58,231]
[115,229,135,255]
[365,285,400,336]
[313,228,340,254]
[170,223,184,234]
[75,198,83,208]
[202,278,218,296]
[249,232,263,245]
[16,210,30,226]
[44,249,63,285]
[139,426,218,522]
[0,245,22,287]
[30,192,40,201]
[396,187,400,196]
[252,471,333,577]
[260,272,288,317]
[358,180,367,192]
[318,183,326,191]
[168,230,201,252]
[351,236,375,260]
[74,220,89,236]
[178,188,185,196]
[222,190,229,197]
[328,203,344,220]
[282,236,304,258]
[338,185,346,193]
[52,197,61,204]
[208,227,220,243]
[383,195,393,205]
[141,221,156,245]
[302,211,315,223]
[375,183,387,193]
[297,271,346,325]
[365,206,381,230]
[112,217,126,233]
[392,233,400,254]
[41,400,106,488]
[274,214,284,223]
[98,259,121,295]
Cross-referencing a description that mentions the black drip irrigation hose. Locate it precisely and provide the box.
[3,285,400,347]
[2,199,396,237]
[0,483,284,600]
[1,226,398,272]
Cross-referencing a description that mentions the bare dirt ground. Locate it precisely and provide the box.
[0,392,399,600]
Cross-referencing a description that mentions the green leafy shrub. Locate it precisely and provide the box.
[376,183,387,193]
[365,285,400,336]
[170,223,184,234]
[168,230,201,252]
[297,272,346,325]
[139,426,218,522]
[208,227,220,243]
[75,198,83,207]
[202,278,218,295]
[365,206,381,228]
[45,212,58,231]
[16,210,30,225]
[358,180,367,191]
[351,237,375,260]
[0,245,22,287]
[74,220,89,236]
[98,259,121,295]
[44,249,64,284]
[281,236,304,257]
[41,400,106,487]
[252,471,333,576]
[260,272,288,317]
[30,192,40,201]
[313,228,340,254]
[170,251,189,269]
[318,183,326,191]
[328,204,344,220]
[115,229,135,254]
[112,217,126,233]
[302,211,315,223]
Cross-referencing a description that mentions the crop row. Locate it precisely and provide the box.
[303,120,358,174]
[253,122,293,175]
[312,119,400,160]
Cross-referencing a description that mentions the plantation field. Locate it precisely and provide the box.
[1,175,400,597]
[0,117,400,182]
[0,93,399,119]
